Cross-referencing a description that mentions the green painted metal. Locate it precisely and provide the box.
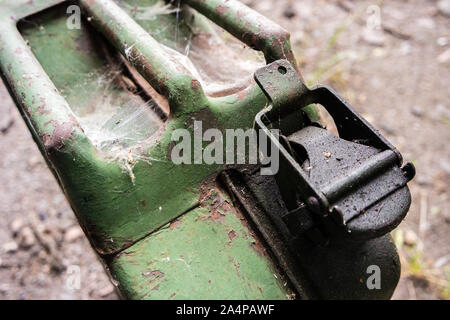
[111,191,289,300]
[183,0,297,67]
[0,0,311,299]
[80,0,207,117]
[0,0,272,255]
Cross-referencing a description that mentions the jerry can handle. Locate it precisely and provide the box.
[80,0,207,116]
[80,0,299,116]
[183,0,298,67]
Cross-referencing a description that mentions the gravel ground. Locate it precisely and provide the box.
[0,0,449,299]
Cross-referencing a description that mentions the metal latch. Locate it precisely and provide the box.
[254,60,415,242]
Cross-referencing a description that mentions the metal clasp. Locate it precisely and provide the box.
[254,60,415,241]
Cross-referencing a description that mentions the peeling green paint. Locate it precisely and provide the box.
[111,192,290,300]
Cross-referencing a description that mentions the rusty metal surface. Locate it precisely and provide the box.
[183,0,298,68]
[220,169,317,299]
[110,188,293,300]
[222,167,402,300]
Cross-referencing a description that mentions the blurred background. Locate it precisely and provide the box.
[0,0,448,299]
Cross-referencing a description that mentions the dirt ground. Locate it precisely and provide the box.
[0,0,449,300]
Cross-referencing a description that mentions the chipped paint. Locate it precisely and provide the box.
[111,197,290,299]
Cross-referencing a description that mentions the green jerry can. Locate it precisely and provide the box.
[0,0,415,299]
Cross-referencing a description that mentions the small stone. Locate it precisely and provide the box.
[440,161,450,175]
[283,4,296,19]
[434,255,450,268]
[438,0,450,17]
[362,28,385,47]
[372,47,387,58]
[399,42,412,56]
[38,212,47,221]
[98,283,115,297]
[411,107,424,118]
[437,48,450,64]
[3,241,18,253]
[27,156,42,168]
[437,37,448,47]
[17,227,36,249]
[10,218,25,236]
[64,225,84,243]
[361,113,375,123]
[380,124,395,135]
[431,206,441,217]
[324,152,331,158]
[0,106,14,134]
[404,230,418,246]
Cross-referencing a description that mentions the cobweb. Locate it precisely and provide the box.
[68,66,164,183]
[71,0,266,182]
[121,0,266,96]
